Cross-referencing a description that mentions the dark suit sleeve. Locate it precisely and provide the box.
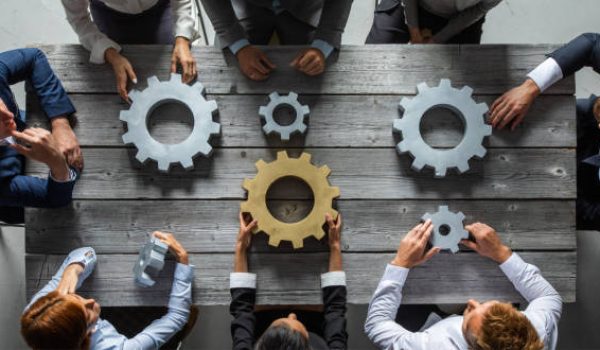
[314,0,354,49]
[230,288,257,350]
[322,286,348,350]
[199,0,247,48]
[549,33,600,77]
[0,172,76,208]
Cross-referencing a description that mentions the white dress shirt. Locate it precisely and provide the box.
[61,0,197,64]
[527,58,564,93]
[364,253,562,350]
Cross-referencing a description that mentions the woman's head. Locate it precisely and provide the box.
[255,313,310,350]
[21,291,101,350]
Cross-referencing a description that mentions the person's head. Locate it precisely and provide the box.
[255,313,310,350]
[593,96,600,128]
[462,299,543,350]
[21,291,101,350]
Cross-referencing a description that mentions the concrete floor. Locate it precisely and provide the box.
[1,0,600,349]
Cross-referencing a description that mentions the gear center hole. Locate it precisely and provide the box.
[420,105,465,148]
[147,100,194,145]
[266,176,315,223]
[273,104,297,126]
[439,224,451,236]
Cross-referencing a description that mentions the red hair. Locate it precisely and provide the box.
[21,291,90,350]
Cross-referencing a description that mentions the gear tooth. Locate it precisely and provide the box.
[393,118,404,133]
[157,160,171,173]
[288,92,298,99]
[313,227,326,240]
[259,106,268,117]
[291,238,304,249]
[280,131,291,141]
[416,82,429,93]
[268,236,281,247]
[482,123,492,136]
[276,151,288,160]
[439,79,452,88]
[128,89,141,101]
[319,164,331,176]
[397,140,409,153]
[330,186,341,198]
[207,100,218,114]
[477,102,490,116]
[193,81,206,95]
[474,145,487,158]
[299,153,312,163]
[439,205,449,213]
[255,159,267,171]
[180,158,194,170]
[456,161,470,173]
[242,178,253,191]
[298,123,307,133]
[135,150,149,164]
[461,85,473,96]
[209,121,221,135]
[457,212,466,221]
[450,246,460,254]
[122,132,134,144]
[147,76,160,86]
[263,124,274,133]
[170,73,182,82]
[302,106,310,115]
[422,212,432,221]
[119,110,132,122]
[198,142,213,157]
[411,158,425,171]
[434,167,448,178]
[269,91,280,100]
[399,97,412,112]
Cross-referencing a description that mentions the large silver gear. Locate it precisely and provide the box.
[120,73,221,172]
[393,79,491,177]
[259,91,309,141]
[422,205,468,253]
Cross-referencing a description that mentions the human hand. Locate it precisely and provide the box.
[409,27,424,44]
[489,79,541,130]
[236,212,257,253]
[56,263,84,295]
[325,213,342,251]
[593,97,600,129]
[461,223,512,263]
[391,220,440,268]
[105,48,138,102]
[171,37,197,83]
[236,45,276,81]
[51,117,83,172]
[290,48,325,76]
[11,128,70,181]
[153,231,189,265]
[0,99,16,139]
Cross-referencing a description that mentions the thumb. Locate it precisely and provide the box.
[290,52,303,67]
[460,239,477,250]
[423,246,440,262]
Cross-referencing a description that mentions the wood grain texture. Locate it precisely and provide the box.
[27,94,576,148]
[26,252,576,306]
[36,44,574,95]
[26,148,575,199]
[25,200,575,254]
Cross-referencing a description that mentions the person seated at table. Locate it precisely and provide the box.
[0,48,81,224]
[61,0,198,102]
[366,0,502,44]
[199,0,353,81]
[230,212,347,349]
[21,231,195,349]
[489,33,600,229]
[364,220,562,350]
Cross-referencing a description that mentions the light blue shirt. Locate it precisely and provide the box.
[25,247,194,350]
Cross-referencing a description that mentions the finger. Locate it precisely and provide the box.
[191,60,198,79]
[259,52,276,69]
[409,223,424,238]
[490,100,508,125]
[306,65,324,76]
[11,130,36,144]
[171,57,178,73]
[248,69,268,81]
[298,52,313,68]
[420,220,434,242]
[490,96,504,114]
[422,246,441,262]
[497,110,516,130]
[335,213,342,229]
[302,58,321,74]
[10,143,32,156]
[251,60,270,75]
[248,219,258,230]
[493,103,513,128]
[460,239,478,250]
[325,213,335,228]
[510,113,526,131]
[290,52,302,67]
[126,65,138,85]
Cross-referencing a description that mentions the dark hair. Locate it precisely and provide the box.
[255,324,310,350]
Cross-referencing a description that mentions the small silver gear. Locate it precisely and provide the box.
[133,236,168,287]
[120,73,221,172]
[422,205,468,253]
[259,91,309,141]
[393,79,491,177]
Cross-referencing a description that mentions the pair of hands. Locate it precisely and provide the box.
[105,37,196,102]
[236,46,326,81]
[56,231,188,295]
[0,99,82,177]
[391,221,512,269]
[409,27,435,44]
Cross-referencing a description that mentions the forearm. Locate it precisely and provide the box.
[0,170,74,208]
[400,0,420,28]
[549,33,600,77]
[234,246,248,272]
[313,0,353,49]
[171,0,197,40]
[432,1,499,43]
[329,245,342,272]
[199,0,246,48]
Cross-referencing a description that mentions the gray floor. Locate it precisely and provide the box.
[1,0,600,349]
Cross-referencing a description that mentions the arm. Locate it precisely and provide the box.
[124,232,194,349]
[313,0,354,50]
[60,0,121,64]
[548,33,600,77]
[0,169,76,208]
[432,0,501,43]
[171,0,198,41]
[199,0,247,49]
[25,247,96,311]
[400,0,424,43]
[170,0,199,83]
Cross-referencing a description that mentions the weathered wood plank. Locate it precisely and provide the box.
[27,94,576,148]
[26,252,576,306]
[26,148,576,199]
[25,200,575,254]
[37,44,574,95]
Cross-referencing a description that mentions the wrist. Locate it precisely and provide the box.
[104,48,119,64]
[51,116,70,129]
[493,245,512,264]
[175,36,190,46]
[176,250,189,265]
[523,78,541,98]
[390,256,411,269]
[48,155,70,181]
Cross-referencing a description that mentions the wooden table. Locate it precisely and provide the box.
[25,45,576,306]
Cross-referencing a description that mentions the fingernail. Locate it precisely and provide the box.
[132,79,138,84]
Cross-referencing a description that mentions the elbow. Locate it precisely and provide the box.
[46,192,73,208]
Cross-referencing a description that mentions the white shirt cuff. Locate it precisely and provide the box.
[90,37,122,64]
[229,39,250,55]
[499,253,526,279]
[50,167,77,183]
[526,58,564,93]
[230,272,256,289]
[321,271,346,287]
[311,39,335,59]
[0,136,15,146]
[383,264,410,284]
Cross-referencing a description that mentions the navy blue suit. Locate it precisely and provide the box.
[0,48,77,224]
[547,33,600,228]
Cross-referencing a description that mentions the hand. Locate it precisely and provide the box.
[236,212,257,253]
[51,117,83,172]
[236,45,276,81]
[391,220,440,268]
[489,79,541,130]
[461,223,512,264]
[56,263,84,295]
[0,99,16,139]
[409,27,424,44]
[593,97,600,128]
[326,213,343,271]
[105,48,138,102]
[171,37,197,84]
[11,128,70,181]
[290,48,326,76]
[153,231,189,265]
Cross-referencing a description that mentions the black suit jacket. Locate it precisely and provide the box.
[549,33,600,76]
[230,286,348,350]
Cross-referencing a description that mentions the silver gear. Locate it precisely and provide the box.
[422,205,468,254]
[133,236,168,287]
[120,73,221,172]
[259,91,309,141]
[393,79,491,177]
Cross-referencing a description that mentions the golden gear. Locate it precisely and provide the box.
[241,151,340,249]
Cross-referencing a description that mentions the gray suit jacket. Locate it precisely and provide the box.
[201,0,353,49]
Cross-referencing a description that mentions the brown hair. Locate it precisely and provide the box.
[21,291,91,350]
[466,302,543,350]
